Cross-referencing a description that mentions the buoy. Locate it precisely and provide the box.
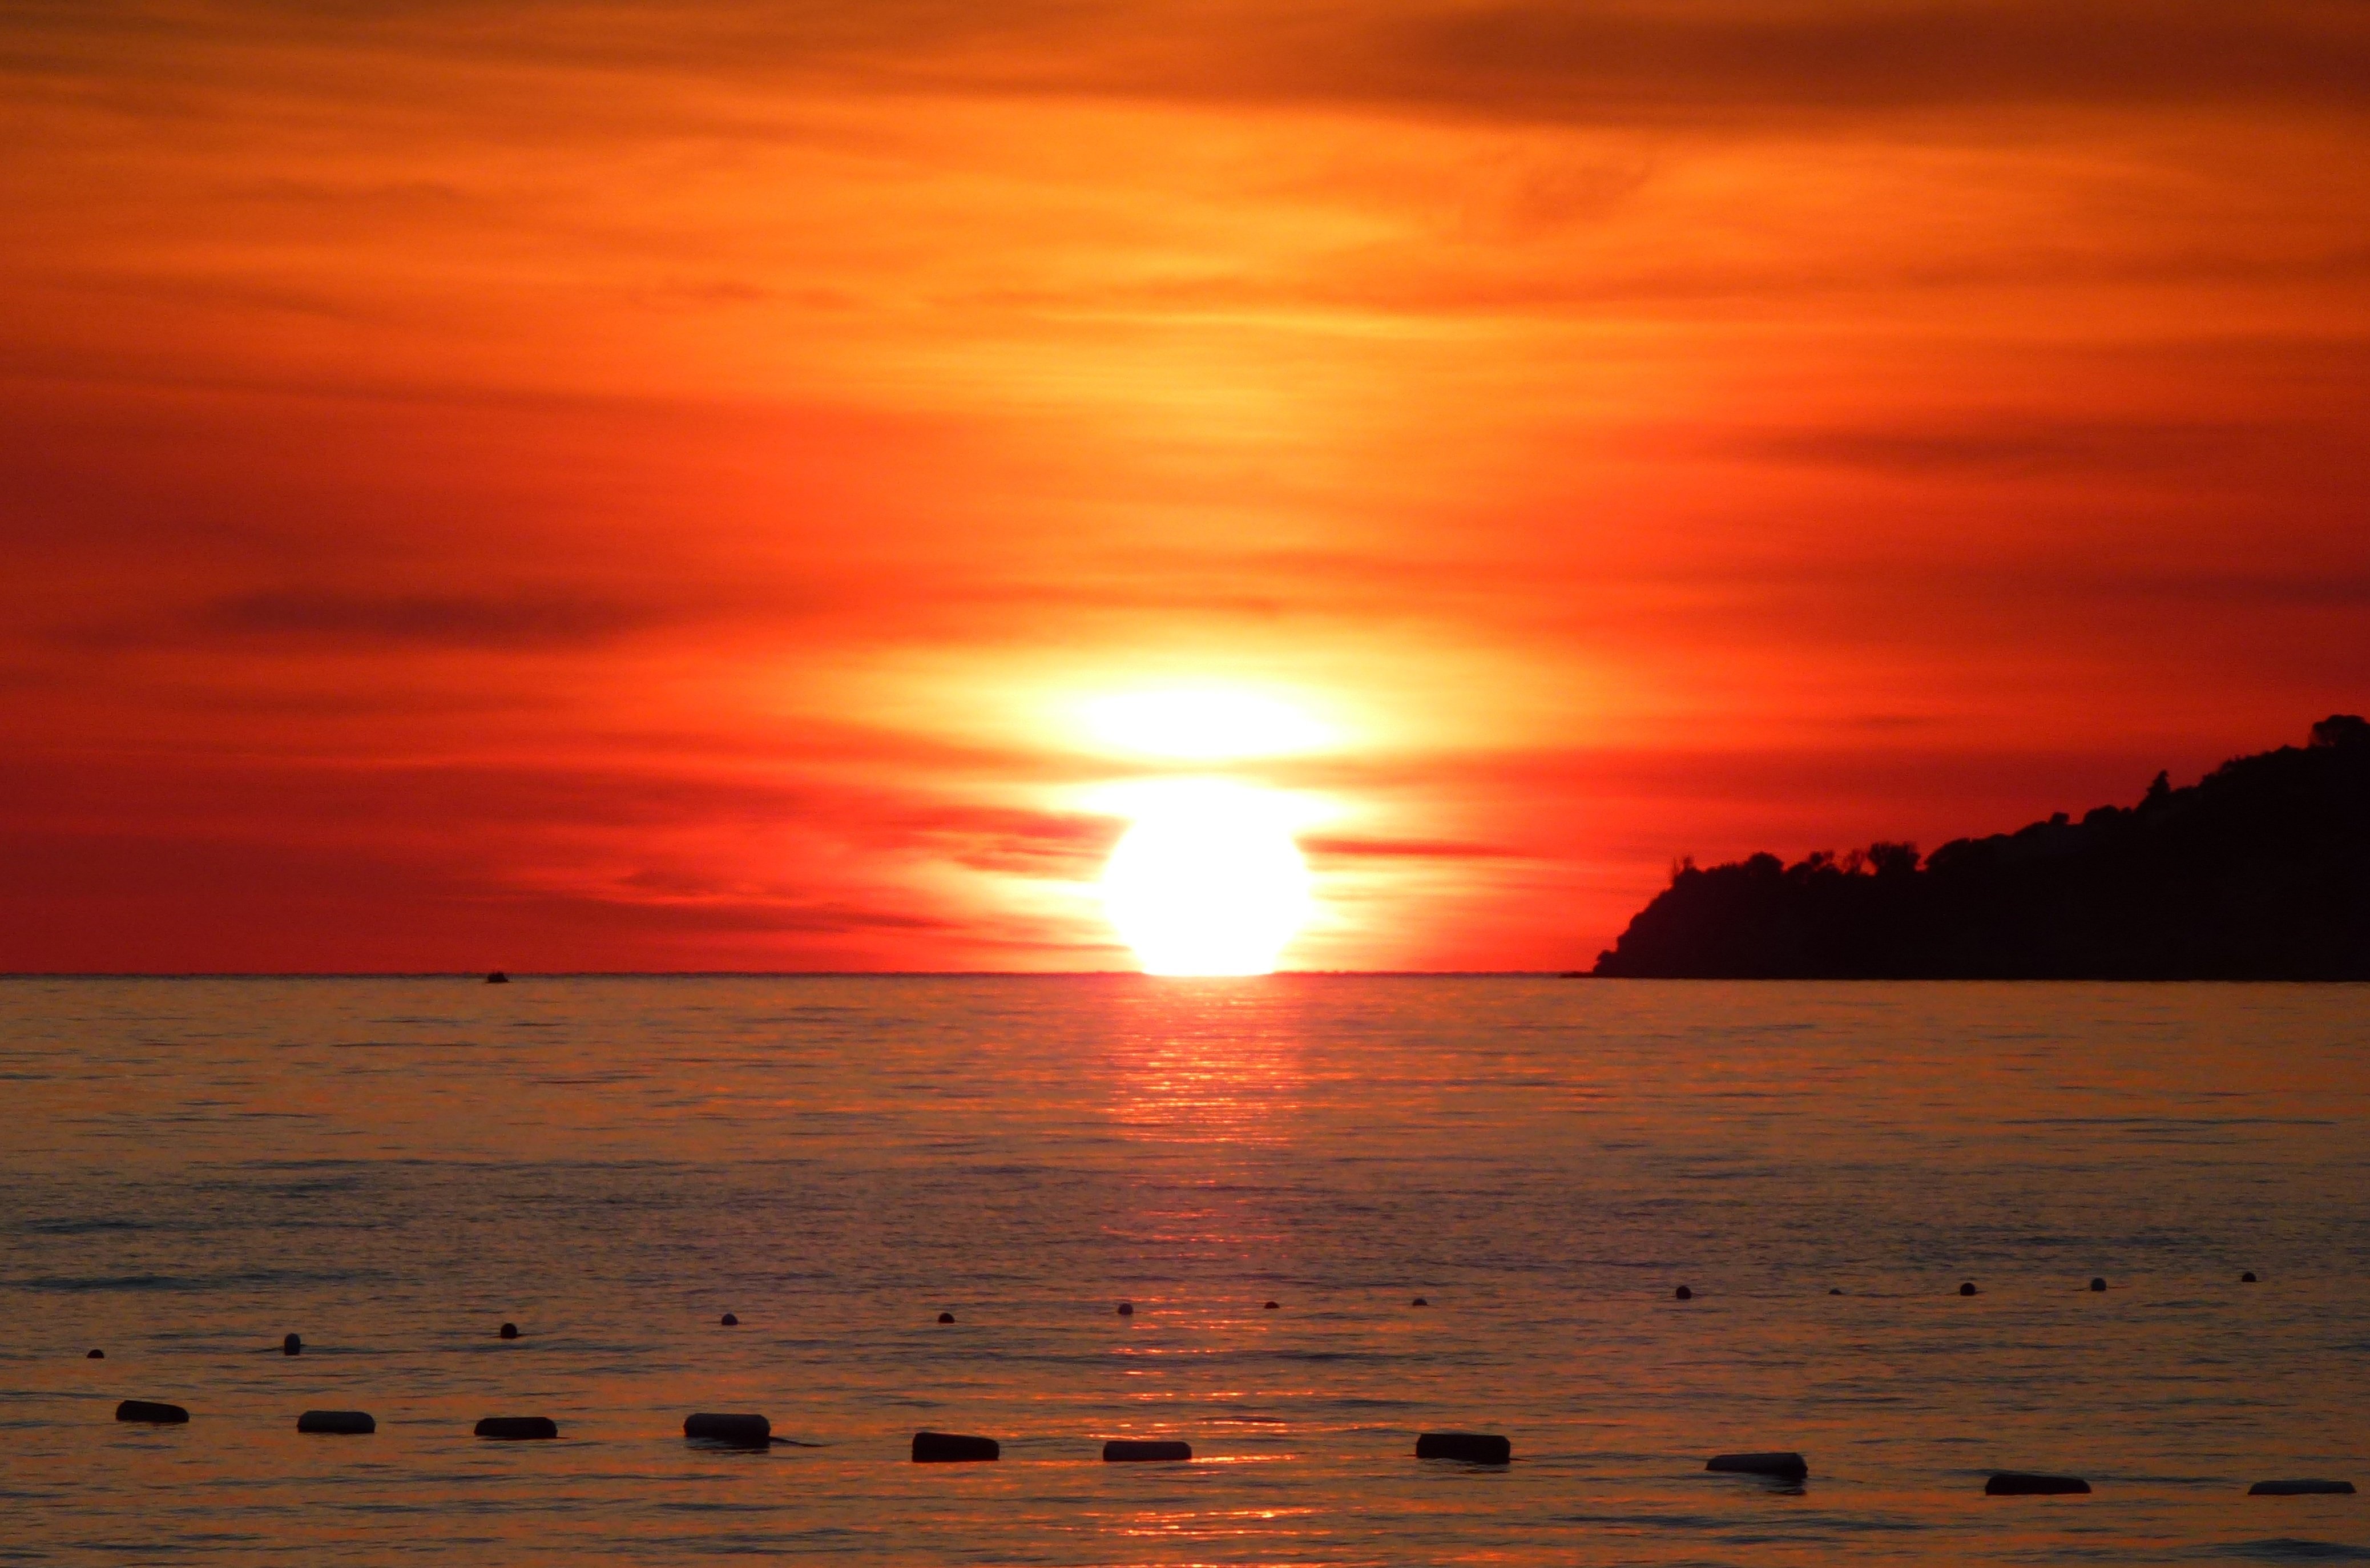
[684,1412,771,1446]
[1959,1281,1978,1296]
[912,1430,998,1462]
[297,1410,374,1435]
[1411,1296,1429,1307]
[937,1312,955,1324]
[86,1349,104,1359]
[1707,1451,1808,1481]
[1675,1285,1692,1301]
[283,1333,302,1356]
[2248,1479,2355,1496]
[474,1416,558,1440]
[1103,1439,1191,1462]
[1985,1472,2089,1496]
[2089,1277,2107,1292]
[1416,1432,1511,1464]
[2241,1271,2258,1283]
[1828,1288,1843,1296]
[1263,1300,1279,1309]
[719,1313,738,1327]
[486,971,509,984]
[115,1399,188,1424]
[1117,1301,1134,1316]
[498,1322,519,1340]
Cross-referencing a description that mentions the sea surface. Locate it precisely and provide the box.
[1,976,2366,1565]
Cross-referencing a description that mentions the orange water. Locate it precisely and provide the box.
[2,976,2365,1563]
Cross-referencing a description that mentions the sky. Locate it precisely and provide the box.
[2,0,2367,972]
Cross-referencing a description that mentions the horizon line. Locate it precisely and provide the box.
[3,972,2358,984]
[0,968,1577,980]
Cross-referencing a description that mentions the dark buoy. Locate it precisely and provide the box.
[937,1311,955,1324]
[1828,1288,1843,1296]
[684,1412,771,1447]
[912,1430,998,1462]
[1416,1432,1512,1464]
[1959,1281,1978,1296]
[87,1349,104,1359]
[1263,1300,1279,1309]
[486,970,509,984]
[1708,1451,1808,1481]
[2242,1271,2258,1283]
[1117,1301,1134,1316]
[1411,1296,1428,1307]
[2089,1277,2107,1292]
[2249,1479,2355,1496]
[1675,1285,1692,1301]
[283,1333,302,1356]
[719,1312,738,1327]
[475,1416,558,1440]
[1104,1438,1191,1462]
[498,1321,519,1340]
[1986,1472,2089,1496]
[115,1399,189,1424]
[297,1410,375,1435]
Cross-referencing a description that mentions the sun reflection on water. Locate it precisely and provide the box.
[1105,986,1310,1151]
[1090,978,1316,1556]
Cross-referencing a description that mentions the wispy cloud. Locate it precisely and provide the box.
[195,589,666,647]
[16,2,2369,127]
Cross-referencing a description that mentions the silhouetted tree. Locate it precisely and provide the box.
[1868,841,1920,877]
[2313,714,2369,750]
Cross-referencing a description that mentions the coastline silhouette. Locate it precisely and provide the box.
[1591,715,2370,980]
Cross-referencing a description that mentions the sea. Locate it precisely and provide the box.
[1,976,2365,1565]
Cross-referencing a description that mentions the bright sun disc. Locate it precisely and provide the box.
[1101,785,1313,975]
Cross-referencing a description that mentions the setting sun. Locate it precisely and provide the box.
[1100,782,1313,975]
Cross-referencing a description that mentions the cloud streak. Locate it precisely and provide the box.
[17,3,2370,131]
[195,589,667,647]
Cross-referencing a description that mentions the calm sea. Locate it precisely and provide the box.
[2,977,2365,1565]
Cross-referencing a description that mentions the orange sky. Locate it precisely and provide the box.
[3,2,2367,971]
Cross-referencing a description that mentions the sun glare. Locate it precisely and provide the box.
[1101,782,1313,975]
[1081,688,1334,761]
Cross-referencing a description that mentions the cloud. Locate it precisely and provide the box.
[194,589,668,648]
[1320,2,2370,123]
[654,1,2370,124]
[17,2,2370,132]
[1738,416,2294,477]
[892,803,1120,876]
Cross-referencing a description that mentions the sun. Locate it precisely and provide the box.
[1101,782,1313,976]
